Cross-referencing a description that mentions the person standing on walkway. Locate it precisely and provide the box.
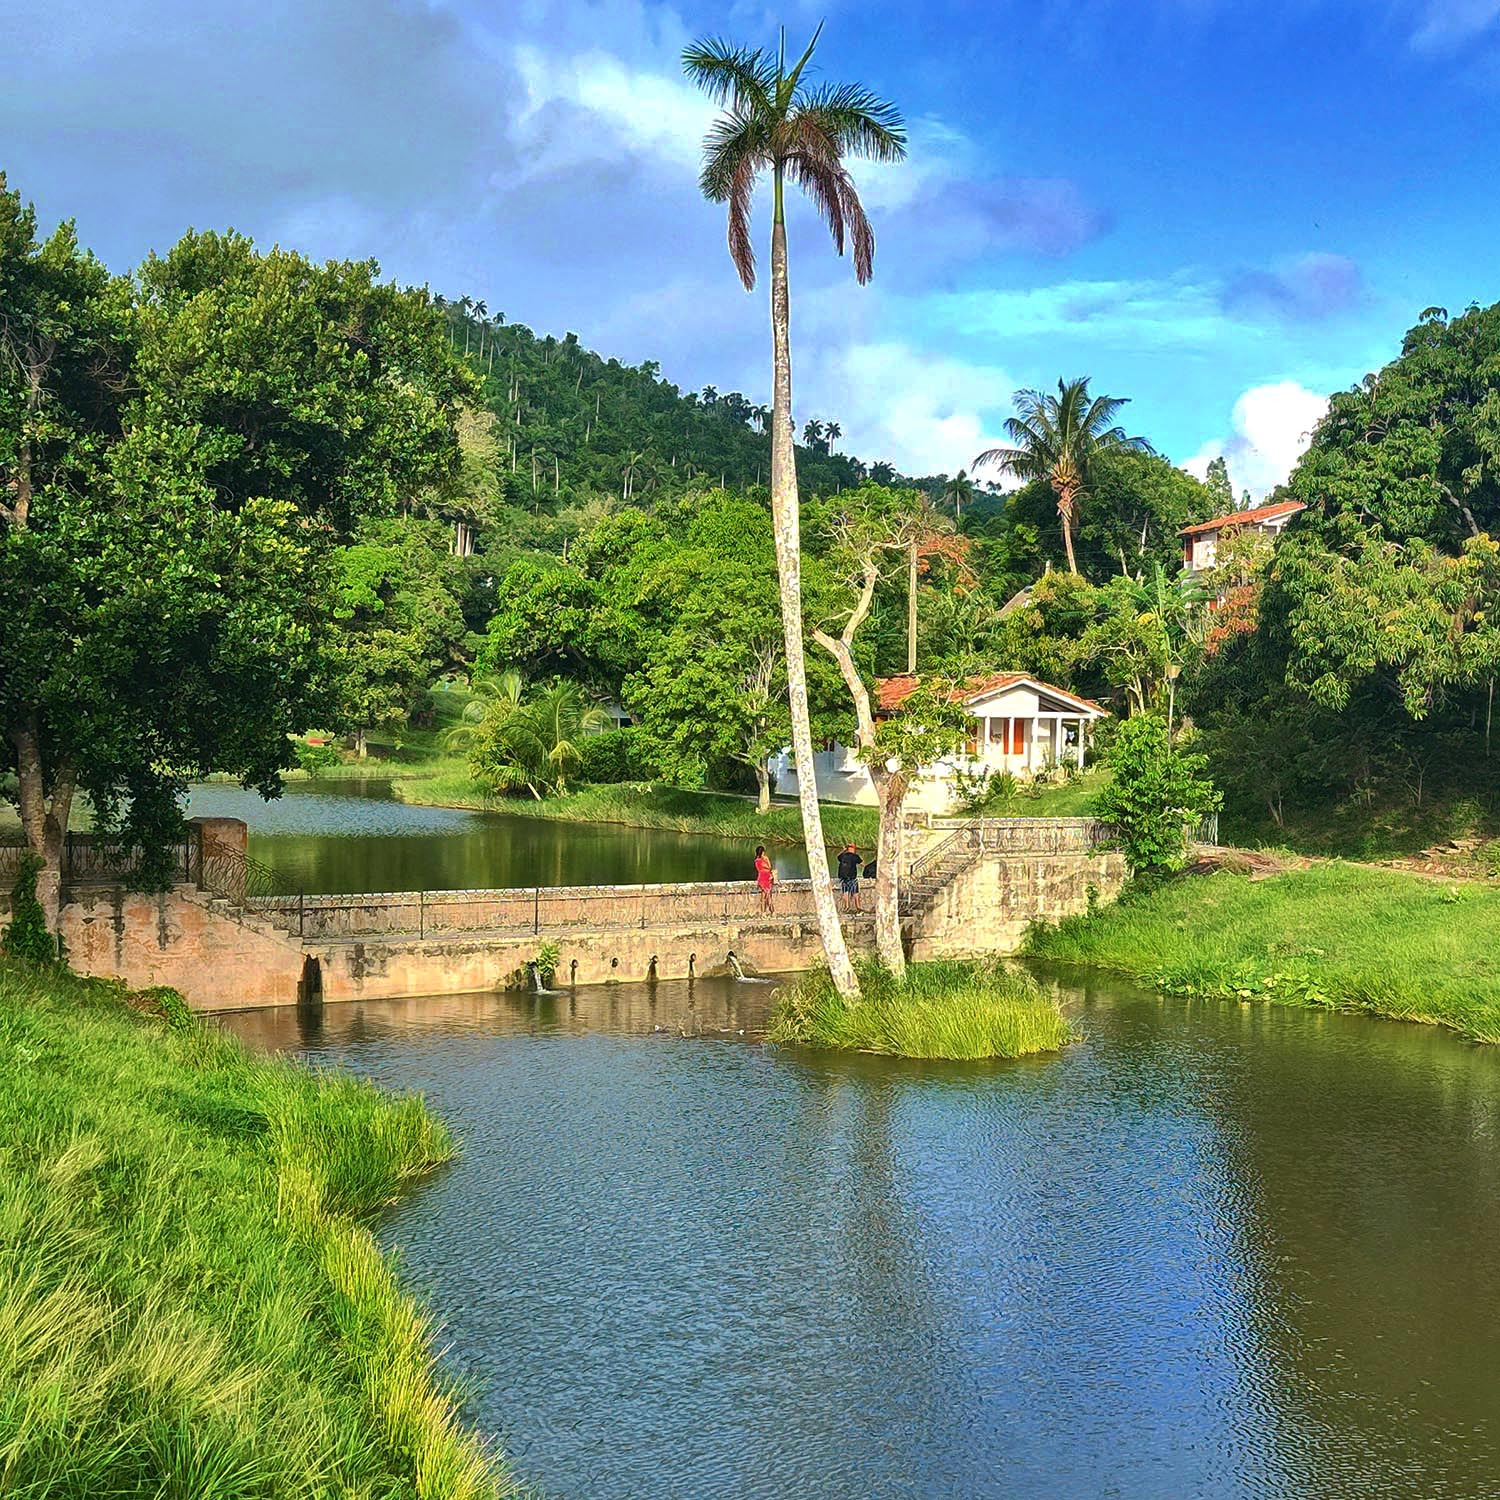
[836,844,862,912]
[754,845,775,914]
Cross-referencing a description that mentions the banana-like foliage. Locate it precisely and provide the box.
[461,674,611,798]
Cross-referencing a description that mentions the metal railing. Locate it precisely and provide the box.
[249,879,831,941]
[0,833,198,891]
[198,837,300,904]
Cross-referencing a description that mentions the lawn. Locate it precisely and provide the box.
[0,961,511,1498]
[1024,861,1500,1042]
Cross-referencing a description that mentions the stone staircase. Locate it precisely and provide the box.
[900,825,987,915]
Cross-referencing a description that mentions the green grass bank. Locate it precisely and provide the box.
[0,962,512,1499]
[393,775,883,847]
[390,772,1109,849]
[1024,862,1500,1043]
[769,960,1077,1060]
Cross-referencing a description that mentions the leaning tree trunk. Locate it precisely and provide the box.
[769,192,860,1000]
[870,766,909,978]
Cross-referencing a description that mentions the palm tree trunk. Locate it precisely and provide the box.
[769,179,860,1000]
[1059,486,1080,575]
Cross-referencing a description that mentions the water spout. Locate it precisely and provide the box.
[726,950,746,981]
[528,960,545,993]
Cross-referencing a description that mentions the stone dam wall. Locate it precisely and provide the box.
[41,818,1128,1010]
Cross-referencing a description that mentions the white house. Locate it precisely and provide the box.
[772,672,1107,815]
[1180,498,1305,572]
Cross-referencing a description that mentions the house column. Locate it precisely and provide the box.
[1026,717,1037,775]
[1076,718,1087,771]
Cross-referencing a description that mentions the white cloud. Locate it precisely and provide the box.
[1409,0,1500,51]
[802,341,1014,476]
[928,275,1241,349]
[1184,380,1330,500]
[510,43,711,177]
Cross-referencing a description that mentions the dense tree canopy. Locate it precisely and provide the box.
[0,176,470,908]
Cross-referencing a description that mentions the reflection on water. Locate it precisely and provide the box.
[222,974,1500,1500]
[185,779,812,893]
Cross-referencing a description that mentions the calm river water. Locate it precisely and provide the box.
[222,972,1500,1500]
[184,779,811,892]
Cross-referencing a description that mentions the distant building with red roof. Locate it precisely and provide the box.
[772,673,1108,814]
[1181,499,1305,571]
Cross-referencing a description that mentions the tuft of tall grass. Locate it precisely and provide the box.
[769,959,1077,1060]
[0,960,514,1498]
[1024,862,1500,1043]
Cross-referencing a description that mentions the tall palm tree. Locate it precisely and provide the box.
[942,467,975,522]
[975,378,1151,576]
[685,24,904,999]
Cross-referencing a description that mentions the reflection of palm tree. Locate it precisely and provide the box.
[975,378,1151,575]
[684,23,904,999]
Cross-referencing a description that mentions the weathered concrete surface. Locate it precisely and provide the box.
[61,884,308,1011]
[310,916,878,1003]
[54,820,1122,1009]
[911,851,1126,960]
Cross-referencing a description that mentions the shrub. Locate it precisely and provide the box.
[2,853,58,966]
[294,739,343,773]
[578,726,655,784]
[1092,714,1221,874]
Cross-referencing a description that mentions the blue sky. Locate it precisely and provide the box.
[5,0,1498,493]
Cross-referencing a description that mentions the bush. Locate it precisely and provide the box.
[294,739,343,773]
[1092,714,1221,874]
[578,726,656,784]
[2,853,58,966]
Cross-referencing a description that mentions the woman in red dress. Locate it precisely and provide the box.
[754,845,774,913]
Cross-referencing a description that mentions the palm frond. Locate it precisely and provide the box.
[681,39,775,111]
[727,149,759,290]
[777,20,825,106]
[699,107,765,200]
[973,444,1040,477]
[785,150,847,257]
[796,83,907,161]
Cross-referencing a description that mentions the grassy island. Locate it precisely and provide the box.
[1024,862,1500,1043]
[769,960,1077,1061]
[0,962,510,1499]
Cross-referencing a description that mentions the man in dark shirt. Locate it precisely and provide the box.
[836,844,862,911]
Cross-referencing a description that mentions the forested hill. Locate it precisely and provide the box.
[433,299,913,514]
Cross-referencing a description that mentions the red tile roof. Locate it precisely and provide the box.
[1180,499,1305,537]
[874,673,1105,716]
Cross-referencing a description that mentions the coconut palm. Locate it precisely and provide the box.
[942,467,975,522]
[441,670,524,754]
[464,677,610,799]
[684,23,904,999]
[974,378,1152,576]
